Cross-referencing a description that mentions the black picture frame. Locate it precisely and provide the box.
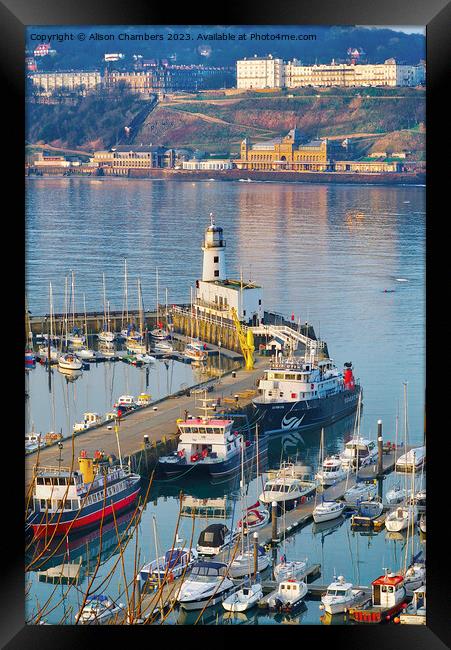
[1,0,448,647]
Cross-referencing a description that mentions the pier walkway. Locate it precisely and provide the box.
[25,359,265,487]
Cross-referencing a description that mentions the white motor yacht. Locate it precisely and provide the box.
[222,583,263,612]
[75,348,97,361]
[259,473,316,510]
[176,561,234,610]
[320,575,364,614]
[313,500,345,524]
[315,456,347,485]
[339,437,377,471]
[268,579,308,612]
[98,330,116,343]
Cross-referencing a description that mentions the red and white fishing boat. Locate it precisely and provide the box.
[27,450,141,538]
[349,570,407,623]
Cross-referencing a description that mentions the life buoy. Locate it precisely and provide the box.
[301,496,306,504]
[169,572,174,582]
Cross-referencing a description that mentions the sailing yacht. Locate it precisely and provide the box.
[58,353,83,371]
[313,428,346,523]
[67,272,85,346]
[126,279,147,354]
[98,274,116,343]
[222,583,263,612]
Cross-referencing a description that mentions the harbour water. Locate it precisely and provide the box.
[25,177,425,624]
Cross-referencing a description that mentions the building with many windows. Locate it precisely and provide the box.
[236,128,337,172]
[237,56,425,89]
[28,70,102,95]
[91,145,175,174]
[236,54,285,89]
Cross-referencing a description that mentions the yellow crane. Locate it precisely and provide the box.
[230,307,254,370]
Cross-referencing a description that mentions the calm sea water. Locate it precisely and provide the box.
[25,178,425,624]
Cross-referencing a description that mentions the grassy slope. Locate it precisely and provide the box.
[139,90,425,154]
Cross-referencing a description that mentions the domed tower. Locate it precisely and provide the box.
[202,213,226,281]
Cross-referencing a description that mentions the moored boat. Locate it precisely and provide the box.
[343,481,378,505]
[349,570,407,623]
[58,353,83,371]
[176,560,234,610]
[139,547,198,589]
[399,585,426,625]
[315,456,346,485]
[396,446,426,472]
[222,583,263,612]
[267,579,308,612]
[77,594,125,624]
[320,575,365,615]
[228,546,270,578]
[27,450,141,538]
[313,499,345,524]
[196,523,236,557]
[252,357,361,435]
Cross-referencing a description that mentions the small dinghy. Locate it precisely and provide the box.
[78,594,125,624]
[222,583,263,612]
[320,575,365,615]
[268,579,308,612]
[274,555,307,583]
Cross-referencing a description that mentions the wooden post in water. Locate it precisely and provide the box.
[253,532,259,576]
[377,420,383,476]
[271,501,279,544]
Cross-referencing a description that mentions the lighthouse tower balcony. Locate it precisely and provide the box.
[202,213,227,281]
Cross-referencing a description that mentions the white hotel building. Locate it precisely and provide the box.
[236,54,285,90]
[237,57,425,89]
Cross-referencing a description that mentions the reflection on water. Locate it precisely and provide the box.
[26,179,425,624]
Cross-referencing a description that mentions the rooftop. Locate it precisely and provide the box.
[202,278,261,290]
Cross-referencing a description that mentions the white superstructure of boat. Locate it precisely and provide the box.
[320,576,365,615]
[315,456,346,485]
[339,436,377,471]
[267,579,308,612]
[274,557,307,583]
[139,547,198,587]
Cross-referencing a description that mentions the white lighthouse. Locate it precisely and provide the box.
[202,213,226,281]
[195,214,264,326]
